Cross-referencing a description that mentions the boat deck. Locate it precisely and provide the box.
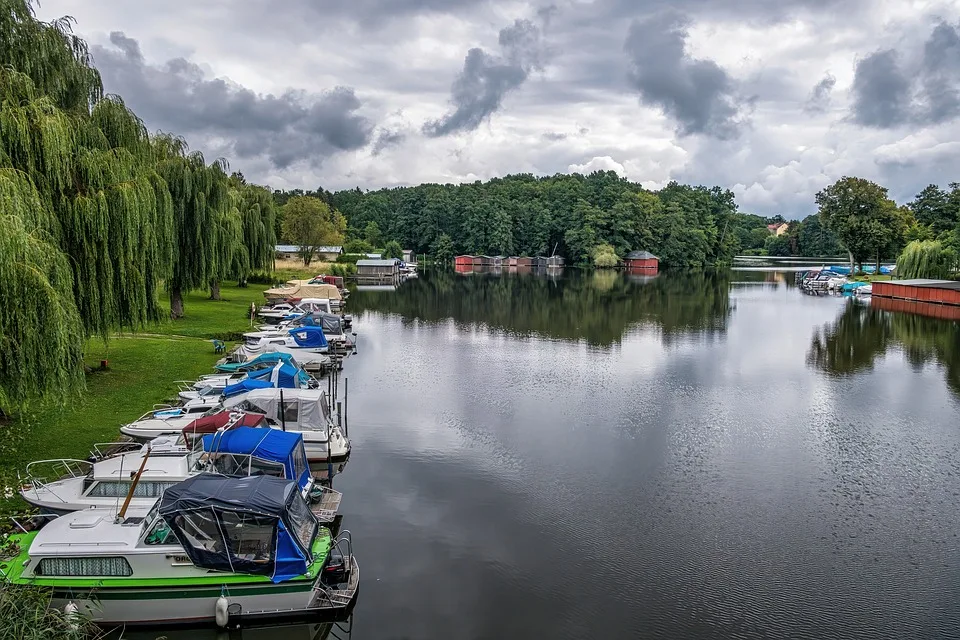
[311,486,342,523]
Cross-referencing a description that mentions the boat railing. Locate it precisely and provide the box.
[90,441,142,461]
[19,459,93,501]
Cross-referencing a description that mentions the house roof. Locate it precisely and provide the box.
[274,245,342,253]
[356,259,399,267]
[625,250,659,260]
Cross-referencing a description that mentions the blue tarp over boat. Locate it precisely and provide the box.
[289,326,328,348]
[245,362,311,387]
[222,378,274,397]
[201,426,311,489]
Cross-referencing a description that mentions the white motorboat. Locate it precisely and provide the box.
[3,475,358,627]
[223,388,350,463]
[119,395,223,442]
[237,326,333,373]
[19,425,340,521]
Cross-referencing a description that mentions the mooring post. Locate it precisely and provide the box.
[343,377,349,437]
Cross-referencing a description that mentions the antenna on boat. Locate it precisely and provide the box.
[117,446,151,522]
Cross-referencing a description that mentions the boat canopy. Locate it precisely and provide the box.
[223,389,331,432]
[158,474,318,583]
[245,362,311,388]
[289,326,328,348]
[214,352,299,373]
[222,378,274,397]
[298,313,343,335]
[201,427,311,488]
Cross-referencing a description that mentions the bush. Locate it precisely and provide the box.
[591,244,619,268]
[0,584,94,640]
[329,263,356,277]
[344,239,372,254]
[383,240,403,260]
[337,253,369,264]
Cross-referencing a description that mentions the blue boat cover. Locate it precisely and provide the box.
[202,426,311,489]
[289,326,328,348]
[158,474,317,583]
[222,378,273,397]
[245,363,310,388]
[214,352,298,373]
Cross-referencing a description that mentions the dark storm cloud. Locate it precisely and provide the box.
[850,50,911,127]
[624,10,749,139]
[423,19,546,137]
[919,21,960,124]
[851,22,960,129]
[805,73,836,113]
[372,128,406,155]
[91,31,373,168]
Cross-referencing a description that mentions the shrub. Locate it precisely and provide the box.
[591,244,619,268]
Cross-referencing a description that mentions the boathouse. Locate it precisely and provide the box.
[356,259,399,279]
[624,250,659,271]
[872,279,960,306]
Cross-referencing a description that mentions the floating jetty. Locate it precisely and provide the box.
[872,279,960,307]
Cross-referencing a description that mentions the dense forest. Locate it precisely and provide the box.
[277,176,960,273]
[276,176,806,267]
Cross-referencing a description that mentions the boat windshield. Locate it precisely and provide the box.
[141,503,180,546]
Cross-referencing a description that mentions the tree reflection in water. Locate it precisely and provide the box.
[349,269,734,347]
[808,299,960,397]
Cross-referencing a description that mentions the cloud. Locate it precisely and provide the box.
[568,156,625,175]
[91,31,374,169]
[624,10,750,139]
[919,21,960,125]
[851,49,911,128]
[372,128,406,155]
[423,19,546,137]
[805,73,836,113]
[851,21,960,129]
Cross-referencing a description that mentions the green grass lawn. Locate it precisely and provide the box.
[150,282,266,339]
[0,281,268,508]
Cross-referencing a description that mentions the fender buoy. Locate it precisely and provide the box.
[64,601,80,631]
[215,595,230,628]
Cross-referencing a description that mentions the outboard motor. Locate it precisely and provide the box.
[321,551,348,586]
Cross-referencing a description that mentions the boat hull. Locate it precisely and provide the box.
[50,577,319,626]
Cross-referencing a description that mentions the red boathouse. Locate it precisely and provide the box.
[624,250,659,271]
[872,279,960,306]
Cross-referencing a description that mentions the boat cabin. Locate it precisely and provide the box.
[158,474,319,581]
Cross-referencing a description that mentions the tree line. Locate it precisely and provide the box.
[273,175,960,277]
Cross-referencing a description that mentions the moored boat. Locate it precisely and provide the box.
[19,426,341,521]
[2,475,358,627]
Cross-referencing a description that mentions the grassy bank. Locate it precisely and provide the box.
[0,282,267,508]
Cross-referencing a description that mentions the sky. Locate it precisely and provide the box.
[35,0,960,217]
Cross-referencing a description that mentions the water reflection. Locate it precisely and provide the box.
[808,299,960,397]
[110,614,353,640]
[350,269,733,346]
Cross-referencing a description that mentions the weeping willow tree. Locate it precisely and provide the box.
[897,240,958,280]
[230,174,277,287]
[0,170,84,413]
[0,1,174,410]
[155,136,235,316]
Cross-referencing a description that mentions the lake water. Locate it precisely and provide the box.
[154,267,960,639]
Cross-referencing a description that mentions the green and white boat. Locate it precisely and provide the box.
[0,474,358,628]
